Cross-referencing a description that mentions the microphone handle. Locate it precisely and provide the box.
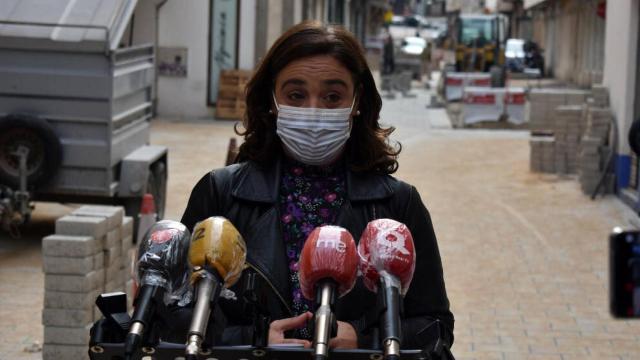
[313,280,337,360]
[380,272,402,360]
[185,271,222,359]
[124,285,165,360]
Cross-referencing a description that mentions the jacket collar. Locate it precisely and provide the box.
[231,157,395,203]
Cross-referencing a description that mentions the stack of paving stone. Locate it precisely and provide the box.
[529,133,556,173]
[42,206,133,360]
[71,206,135,307]
[590,84,610,107]
[579,107,614,194]
[526,88,589,132]
[553,105,586,174]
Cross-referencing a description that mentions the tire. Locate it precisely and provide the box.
[123,160,167,242]
[0,114,62,188]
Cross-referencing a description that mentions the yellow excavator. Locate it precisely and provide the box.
[453,14,508,74]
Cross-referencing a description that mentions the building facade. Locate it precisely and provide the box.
[141,0,386,119]
[603,0,640,206]
[522,0,640,208]
[524,0,606,87]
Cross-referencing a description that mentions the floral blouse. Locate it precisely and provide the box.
[278,157,346,339]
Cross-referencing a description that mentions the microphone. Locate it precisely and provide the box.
[185,216,246,359]
[124,220,191,360]
[299,225,359,360]
[358,219,416,360]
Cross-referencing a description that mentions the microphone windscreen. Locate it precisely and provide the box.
[299,225,358,300]
[189,216,247,288]
[358,219,416,295]
[136,220,191,290]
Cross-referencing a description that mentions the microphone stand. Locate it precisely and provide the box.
[242,270,271,349]
[124,285,167,360]
[379,272,402,360]
[312,279,338,360]
[185,266,223,360]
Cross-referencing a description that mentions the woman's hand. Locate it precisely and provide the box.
[269,314,357,349]
[328,321,358,349]
[268,312,313,348]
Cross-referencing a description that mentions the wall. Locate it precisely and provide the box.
[156,0,213,119]
[529,0,605,86]
[238,0,256,70]
[604,0,639,157]
[266,0,284,51]
[131,0,163,46]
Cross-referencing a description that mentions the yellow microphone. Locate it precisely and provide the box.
[185,217,246,359]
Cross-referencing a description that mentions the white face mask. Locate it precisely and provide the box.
[273,94,355,166]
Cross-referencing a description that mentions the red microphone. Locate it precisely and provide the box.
[299,225,358,360]
[358,219,416,360]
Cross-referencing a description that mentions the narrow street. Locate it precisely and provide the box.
[2,84,640,359]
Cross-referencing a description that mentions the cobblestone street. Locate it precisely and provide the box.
[1,87,640,359]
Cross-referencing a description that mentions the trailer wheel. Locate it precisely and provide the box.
[124,160,167,242]
[0,114,62,188]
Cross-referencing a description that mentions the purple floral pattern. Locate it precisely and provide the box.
[279,158,345,339]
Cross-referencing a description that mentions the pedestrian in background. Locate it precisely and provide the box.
[382,25,395,75]
[422,41,433,84]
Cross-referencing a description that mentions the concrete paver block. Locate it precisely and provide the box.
[93,251,104,270]
[105,227,121,249]
[44,289,101,310]
[72,205,124,230]
[42,308,93,327]
[122,216,134,238]
[44,324,92,345]
[105,279,125,293]
[103,245,122,267]
[123,253,134,281]
[94,305,102,322]
[105,262,123,282]
[45,270,104,293]
[122,234,134,255]
[55,215,108,239]
[42,255,96,275]
[42,235,99,257]
[43,343,89,360]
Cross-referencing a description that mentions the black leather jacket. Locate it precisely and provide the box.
[180,159,454,350]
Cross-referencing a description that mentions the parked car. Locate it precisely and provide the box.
[396,36,427,79]
[400,36,427,56]
[505,38,545,77]
[505,38,526,72]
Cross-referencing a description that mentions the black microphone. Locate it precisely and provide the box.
[124,220,191,360]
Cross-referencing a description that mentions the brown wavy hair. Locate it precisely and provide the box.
[235,20,401,174]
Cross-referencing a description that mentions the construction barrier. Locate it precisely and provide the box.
[462,87,504,125]
[445,72,490,101]
[503,87,526,124]
[462,87,527,125]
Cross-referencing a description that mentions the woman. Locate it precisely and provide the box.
[181,20,454,352]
